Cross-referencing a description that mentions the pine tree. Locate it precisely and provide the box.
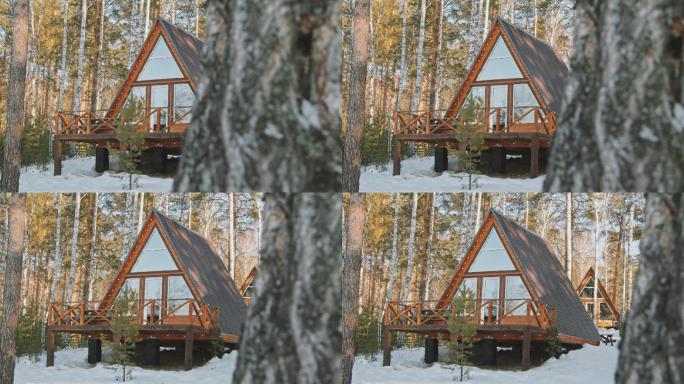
[447,289,477,381]
[115,99,145,189]
[110,293,141,382]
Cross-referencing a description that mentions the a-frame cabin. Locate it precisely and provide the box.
[53,18,203,176]
[239,266,257,305]
[46,210,247,370]
[576,267,621,329]
[392,17,568,178]
[383,210,599,369]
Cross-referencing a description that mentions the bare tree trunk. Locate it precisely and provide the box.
[144,0,151,38]
[401,193,418,302]
[545,0,684,191]
[56,0,69,113]
[566,192,572,281]
[194,0,200,36]
[71,0,88,112]
[48,194,64,304]
[342,193,366,384]
[593,199,600,321]
[616,194,684,383]
[0,0,30,192]
[87,193,99,302]
[92,0,106,111]
[394,0,409,113]
[383,193,402,317]
[175,0,341,192]
[229,192,236,279]
[423,192,436,301]
[409,0,427,112]
[482,0,490,41]
[233,194,342,383]
[428,0,444,112]
[65,193,81,303]
[0,194,26,384]
[342,0,370,192]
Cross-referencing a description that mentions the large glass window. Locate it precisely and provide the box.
[115,278,140,315]
[131,228,178,272]
[123,87,146,116]
[167,275,194,315]
[174,84,194,123]
[144,277,162,323]
[476,36,523,81]
[137,38,184,81]
[513,83,539,123]
[468,229,516,272]
[151,85,169,129]
[481,277,499,322]
[599,303,613,320]
[505,276,531,316]
[489,85,508,130]
[580,277,598,298]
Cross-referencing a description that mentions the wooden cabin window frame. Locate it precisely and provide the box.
[467,79,540,131]
[460,271,531,322]
[116,271,195,322]
[124,79,194,130]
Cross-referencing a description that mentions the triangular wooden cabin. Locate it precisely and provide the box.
[383,210,599,369]
[46,210,247,370]
[392,17,568,178]
[53,19,203,176]
[240,266,257,305]
[576,267,620,328]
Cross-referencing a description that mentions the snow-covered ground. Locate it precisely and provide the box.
[360,157,544,192]
[14,347,237,383]
[16,157,173,192]
[353,332,619,383]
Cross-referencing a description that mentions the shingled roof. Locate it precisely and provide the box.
[158,19,204,87]
[153,210,247,336]
[489,210,600,344]
[497,18,569,114]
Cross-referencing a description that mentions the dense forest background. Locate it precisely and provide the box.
[351,192,644,355]
[0,0,207,165]
[0,192,260,357]
[341,0,574,166]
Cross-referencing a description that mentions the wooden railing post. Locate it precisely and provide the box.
[80,302,85,325]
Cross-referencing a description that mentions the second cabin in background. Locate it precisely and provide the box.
[53,19,201,176]
[392,17,568,178]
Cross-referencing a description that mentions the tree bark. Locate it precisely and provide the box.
[342,0,370,192]
[0,194,26,384]
[383,193,402,316]
[409,0,427,112]
[71,0,88,112]
[566,192,572,281]
[423,193,436,301]
[86,193,99,302]
[616,194,684,383]
[65,193,81,303]
[544,0,684,191]
[428,0,444,112]
[0,0,30,192]
[400,193,419,303]
[233,193,342,383]
[174,0,342,192]
[48,194,64,304]
[56,0,69,113]
[229,192,236,279]
[394,0,409,113]
[342,193,366,384]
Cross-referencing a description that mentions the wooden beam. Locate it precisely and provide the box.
[522,326,531,370]
[383,329,392,367]
[392,138,401,176]
[53,139,62,176]
[530,135,539,178]
[46,331,55,367]
[184,328,194,371]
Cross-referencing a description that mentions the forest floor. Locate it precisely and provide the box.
[14,347,237,383]
[17,157,173,192]
[353,331,619,383]
[360,156,545,192]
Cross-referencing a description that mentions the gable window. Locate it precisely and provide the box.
[505,276,531,316]
[131,228,179,272]
[468,229,516,272]
[580,276,598,298]
[137,38,184,81]
[174,83,194,123]
[513,83,540,123]
[167,275,194,315]
[477,36,523,81]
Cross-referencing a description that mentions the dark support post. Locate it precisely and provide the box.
[46,331,55,367]
[392,138,401,176]
[434,146,448,173]
[474,339,497,365]
[491,147,506,173]
[424,337,439,364]
[530,136,539,178]
[88,338,102,364]
[95,147,109,173]
[149,338,160,365]
[522,326,531,370]
[383,329,392,367]
[53,139,63,176]
[184,329,194,371]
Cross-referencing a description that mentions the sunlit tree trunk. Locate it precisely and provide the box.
[0,0,30,192]
[409,0,427,112]
[65,193,81,303]
[233,193,342,383]
[428,0,444,112]
[229,192,236,279]
[544,0,684,191]
[566,193,572,281]
[423,193,436,301]
[56,0,69,113]
[86,193,99,302]
[382,193,401,318]
[0,194,27,384]
[617,194,684,383]
[395,0,409,113]
[71,0,88,112]
[175,0,342,192]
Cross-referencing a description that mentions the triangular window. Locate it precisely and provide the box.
[468,228,516,272]
[137,37,184,81]
[131,228,179,272]
[580,276,602,298]
[477,36,523,81]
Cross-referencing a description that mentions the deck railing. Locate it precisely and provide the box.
[54,107,192,136]
[393,107,556,137]
[384,299,554,329]
[47,299,218,330]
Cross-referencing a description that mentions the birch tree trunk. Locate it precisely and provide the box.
[482,0,490,41]
[48,194,64,303]
[342,0,370,192]
[65,193,81,303]
[616,194,684,383]
[394,0,409,112]
[175,0,342,192]
[593,199,601,321]
[92,0,106,111]
[401,193,418,303]
[383,193,402,315]
[144,0,151,39]
[409,0,427,112]
[87,193,98,302]
[195,0,200,36]
[229,192,236,279]
[233,193,342,383]
[56,0,69,113]
[423,192,436,301]
[566,192,572,281]
[544,0,684,191]
[71,0,88,112]
[0,0,30,192]
[342,193,366,384]
[428,0,444,112]
[0,194,26,384]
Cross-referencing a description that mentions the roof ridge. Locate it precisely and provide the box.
[497,16,557,51]
[158,18,204,44]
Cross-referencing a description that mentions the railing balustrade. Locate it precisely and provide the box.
[54,107,193,136]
